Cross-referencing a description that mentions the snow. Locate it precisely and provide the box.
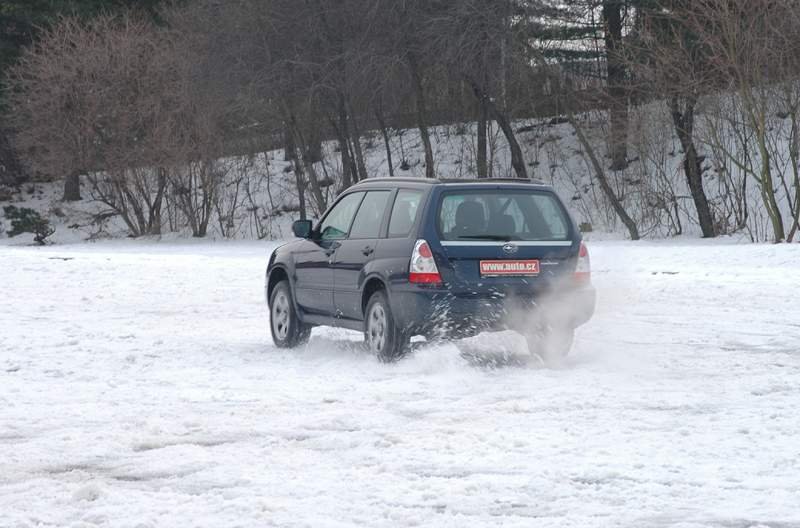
[2,240,800,527]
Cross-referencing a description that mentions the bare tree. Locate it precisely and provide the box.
[629,2,717,237]
[422,0,531,179]
[7,15,178,222]
[522,24,641,239]
[7,17,102,201]
[8,11,243,237]
[15,0,799,245]
[686,0,800,242]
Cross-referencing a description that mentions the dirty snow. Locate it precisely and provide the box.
[1,240,799,527]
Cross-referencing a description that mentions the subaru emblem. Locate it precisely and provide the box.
[502,243,518,254]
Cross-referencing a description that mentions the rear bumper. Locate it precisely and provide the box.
[390,285,596,339]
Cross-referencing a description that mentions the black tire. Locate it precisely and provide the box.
[270,280,311,348]
[525,326,575,363]
[364,290,408,362]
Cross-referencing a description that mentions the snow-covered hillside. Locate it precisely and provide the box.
[4,103,793,246]
[2,240,799,526]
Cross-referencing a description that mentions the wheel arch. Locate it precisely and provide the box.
[361,275,388,316]
[267,265,290,305]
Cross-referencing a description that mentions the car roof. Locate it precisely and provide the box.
[351,177,551,188]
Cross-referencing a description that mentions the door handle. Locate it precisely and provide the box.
[362,246,374,256]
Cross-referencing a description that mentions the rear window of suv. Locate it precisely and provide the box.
[438,190,570,241]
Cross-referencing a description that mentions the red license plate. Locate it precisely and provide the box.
[479,260,540,276]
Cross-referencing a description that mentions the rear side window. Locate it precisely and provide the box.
[388,190,423,237]
[438,190,570,241]
[319,192,364,240]
[349,191,391,239]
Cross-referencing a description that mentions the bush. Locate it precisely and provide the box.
[3,205,55,244]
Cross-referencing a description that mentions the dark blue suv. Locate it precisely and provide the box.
[266,178,595,361]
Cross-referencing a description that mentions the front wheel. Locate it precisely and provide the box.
[364,291,408,362]
[270,280,311,348]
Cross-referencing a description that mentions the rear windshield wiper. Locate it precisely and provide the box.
[456,235,519,241]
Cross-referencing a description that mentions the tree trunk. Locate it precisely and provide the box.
[148,168,167,235]
[350,114,368,182]
[786,111,800,242]
[305,129,323,164]
[375,105,394,177]
[120,175,148,236]
[569,112,640,240]
[336,95,358,188]
[63,172,82,201]
[300,151,326,214]
[0,131,26,187]
[756,132,785,242]
[290,121,326,214]
[669,96,716,238]
[293,159,307,221]
[408,53,435,179]
[346,138,359,183]
[603,1,629,171]
[333,127,353,190]
[283,125,296,162]
[469,79,527,179]
[477,95,488,178]
[492,104,527,179]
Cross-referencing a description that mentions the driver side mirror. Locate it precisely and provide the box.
[292,219,313,239]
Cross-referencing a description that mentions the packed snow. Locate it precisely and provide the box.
[1,240,799,527]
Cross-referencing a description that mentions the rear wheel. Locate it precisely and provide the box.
[270,280,311,348]
[364,291,408,362]
[526,326,574,363]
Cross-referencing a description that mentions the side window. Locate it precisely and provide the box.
[349,191,391,239]
[318,192,364,240]
[388,190,423,237]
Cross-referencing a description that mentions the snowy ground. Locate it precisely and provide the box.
[1,240,799,527]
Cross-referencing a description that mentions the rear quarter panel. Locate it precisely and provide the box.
[359,187,433,311]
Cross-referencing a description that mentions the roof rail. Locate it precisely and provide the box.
[355,177,549,186]
[353,177,435,185]
[439,177,548,185]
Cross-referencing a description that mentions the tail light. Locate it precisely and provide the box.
[409,239,442,285]
[574,242,591,285]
